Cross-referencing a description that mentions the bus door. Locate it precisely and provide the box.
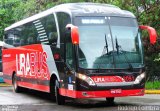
[65,41,75,92]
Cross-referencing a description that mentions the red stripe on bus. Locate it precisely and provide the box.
[59,88,144,98]
[18,81,50,92]
[4,79,50,92]
[4,79,12,84]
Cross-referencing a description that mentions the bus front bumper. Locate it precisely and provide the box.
[59,88,145,98]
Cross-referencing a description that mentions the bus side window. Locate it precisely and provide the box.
[21,22,37,45]
[27,36,34,44]
[5,30,14,45]
[7,38,14,45]
[13,27,21,46]
[48,32,57,45]
[20,39,24,46]
[36,35,41,43]
[57,12,71,61]
[57,12,71,43]
[13,37,20,46]
[40,14,57,45]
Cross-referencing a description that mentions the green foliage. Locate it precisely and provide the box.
[146,81,160,90]
[0,0,20,40]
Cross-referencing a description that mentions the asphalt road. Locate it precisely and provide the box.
[0,86,160,111]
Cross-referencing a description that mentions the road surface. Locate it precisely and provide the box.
[0,86,160,111]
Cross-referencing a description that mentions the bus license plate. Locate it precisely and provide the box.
[110,89,122,94]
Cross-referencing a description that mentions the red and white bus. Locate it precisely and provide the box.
[3,3,157,105]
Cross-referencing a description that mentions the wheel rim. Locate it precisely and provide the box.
[13,76,17,90]
[55,85,58,99]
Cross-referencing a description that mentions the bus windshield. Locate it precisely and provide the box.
[75,16,144,69]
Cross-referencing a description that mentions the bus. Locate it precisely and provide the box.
[3,3,157,105]
[0,41,13,82]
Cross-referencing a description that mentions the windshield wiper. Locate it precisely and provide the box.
[115,37,119,54]
[102,34,109,55]
[115,37,133,70]
[105,34,109,54]
[97,34,112,69]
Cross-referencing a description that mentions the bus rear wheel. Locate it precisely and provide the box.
[55,80,65,105]
[12,74,22,93]
[106,97,115,105]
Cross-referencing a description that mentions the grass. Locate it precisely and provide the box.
[145,81,160,90]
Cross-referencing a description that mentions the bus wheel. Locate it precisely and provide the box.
[55,80,65,105]
[12,74,22,93]
[106,97,115,105]
[50,79,56,101]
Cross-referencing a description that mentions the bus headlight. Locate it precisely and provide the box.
[134,72,146,84]
[76,73,96,86]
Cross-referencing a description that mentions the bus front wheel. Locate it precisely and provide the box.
[55,80,65,105]
[12,74,22,93]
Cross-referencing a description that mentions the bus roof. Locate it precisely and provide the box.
[54,3,135,17]
[5,3,135,31]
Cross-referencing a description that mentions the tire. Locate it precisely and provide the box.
[106,97,115,105]
[55,80,65,105]
[50,80,56,101]
[12,74,22,93]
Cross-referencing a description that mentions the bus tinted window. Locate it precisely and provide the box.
[66,43,73,67]
[5,23,38,46]
[57,12,71,60]
[57,12,71,43]
[22,22,37,45]
[40,14,57,45]
[4,30,14,46]
[5,28,22,47]
[5,14,58,46]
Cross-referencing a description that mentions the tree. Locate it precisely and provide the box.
[0,0,20,40]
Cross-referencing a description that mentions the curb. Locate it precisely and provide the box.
[145,90,160,94]
[0,83,12,87]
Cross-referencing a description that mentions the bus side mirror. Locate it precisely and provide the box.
[66,24,79,45]
[139,25,157,44]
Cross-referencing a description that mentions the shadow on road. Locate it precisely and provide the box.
[19,88,136,108]
[19,88,54,102]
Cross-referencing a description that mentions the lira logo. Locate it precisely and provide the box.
[16,52,48,78]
